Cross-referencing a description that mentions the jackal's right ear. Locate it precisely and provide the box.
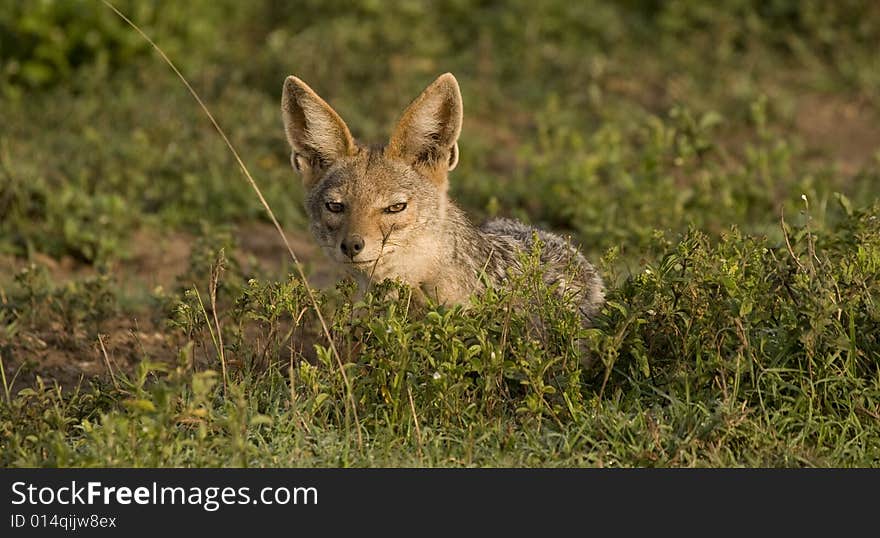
[282,76,355,187]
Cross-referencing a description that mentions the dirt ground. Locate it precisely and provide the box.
[795,93,880,175]
[0,222,337,392]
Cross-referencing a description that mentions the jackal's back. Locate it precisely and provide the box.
[475,218,605,320]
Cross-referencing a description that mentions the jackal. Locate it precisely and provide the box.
[281,73,604,322]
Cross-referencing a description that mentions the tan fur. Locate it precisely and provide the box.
[281,73,605,323]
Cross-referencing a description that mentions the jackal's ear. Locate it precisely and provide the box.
[282,76,355,187]
[388,73,463,176]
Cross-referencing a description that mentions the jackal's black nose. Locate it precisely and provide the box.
[340,235,365,258]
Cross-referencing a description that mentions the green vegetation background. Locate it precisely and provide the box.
[1,0,878,466]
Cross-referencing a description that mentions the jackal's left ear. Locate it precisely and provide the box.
[388,73,462,175]
[282,76,356,187]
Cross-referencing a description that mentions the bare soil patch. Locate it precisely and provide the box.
[795,94,880,175]
[1,222,334,392]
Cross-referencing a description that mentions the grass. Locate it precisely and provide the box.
[1,0,879,467]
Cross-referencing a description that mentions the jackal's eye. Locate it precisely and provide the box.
[385,202,407,214]
[325,202,344,213]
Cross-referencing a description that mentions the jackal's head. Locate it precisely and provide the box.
[281,73,462,283]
